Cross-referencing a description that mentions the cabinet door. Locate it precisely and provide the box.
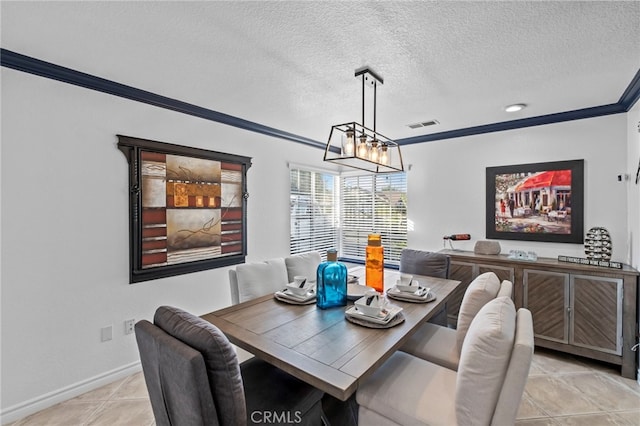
[524,269,569,343]
[570,275,622,355]
[478,264,515,290]
[447,261,475,327]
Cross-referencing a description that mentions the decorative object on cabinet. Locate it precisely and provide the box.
[323,67,404,173]
[508,250,538,261]
[442,233,471,250]
[474,240,501,255]
[118,135,252,283]
[440,249,639,380]
[557,255,622,269]
[485,159,584,243]
[584,226,612,260]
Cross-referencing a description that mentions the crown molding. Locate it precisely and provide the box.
[618,68,640,111]
[2,48,639,148]
[395,103,626,146]
[0,48,325,150]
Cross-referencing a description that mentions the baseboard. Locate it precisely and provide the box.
[0,361,141,425]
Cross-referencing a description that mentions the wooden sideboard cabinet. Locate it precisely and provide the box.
[446,260,515,327]
[440,249,639,379]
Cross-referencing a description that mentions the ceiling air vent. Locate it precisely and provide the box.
[407,119,439,129]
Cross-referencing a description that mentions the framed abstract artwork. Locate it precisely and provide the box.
[485,159,584,244]
[118,135,251,283]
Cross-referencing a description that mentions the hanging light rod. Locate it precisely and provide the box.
[324,67,404,173]
[355,67,384,85]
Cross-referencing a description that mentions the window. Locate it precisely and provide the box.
[289,167,338,258]
[289,166,407,266]
[341,173,407,265]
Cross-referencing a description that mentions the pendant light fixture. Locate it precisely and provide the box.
[324,68,404,173]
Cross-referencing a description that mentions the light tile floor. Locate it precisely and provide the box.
[7,348,640,425]
[516,349,640,425]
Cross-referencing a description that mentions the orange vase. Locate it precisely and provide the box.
[365,234,384,292]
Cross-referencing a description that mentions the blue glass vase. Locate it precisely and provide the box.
[316,249,347,309]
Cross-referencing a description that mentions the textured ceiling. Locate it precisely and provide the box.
[2,1,639,145]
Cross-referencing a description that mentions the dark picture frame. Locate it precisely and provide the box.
[486,159,584,244]
[118,135,252,283]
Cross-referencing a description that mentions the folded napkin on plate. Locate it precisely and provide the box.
[346,304,402,325]
[387,286,431,301]
[275,288,316,302]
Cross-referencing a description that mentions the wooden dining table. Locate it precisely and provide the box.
[201,266,461,401]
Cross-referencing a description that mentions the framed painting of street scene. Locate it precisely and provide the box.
[485,159,584,243]
[118,135,252,283]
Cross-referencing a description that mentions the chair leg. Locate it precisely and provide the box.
[320,394,358,426]
[427,304,448,327]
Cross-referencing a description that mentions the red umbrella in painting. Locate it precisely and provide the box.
[515,170,571,191]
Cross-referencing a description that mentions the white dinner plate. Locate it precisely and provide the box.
[274,288,316,303]
[347,283,375,301]
[387,286,435,303]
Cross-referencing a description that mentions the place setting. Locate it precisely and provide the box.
[346,272,379,301]
[386,273,436,303]
[274,275,317,305]
[345,290,404,328]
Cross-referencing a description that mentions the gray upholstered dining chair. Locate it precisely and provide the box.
[400,248,451,278]
[400,271,511,371]
[399,248,451,325]
[357,297,534,425]
[135,306,325,426]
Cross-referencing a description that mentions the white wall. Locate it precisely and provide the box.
[1,55,636,426]
[404,114,630,260]
[0,68,331,422]
[3,62,634,422]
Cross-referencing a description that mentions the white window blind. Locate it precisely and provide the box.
[289,167,338,258]
[340,173,407,265]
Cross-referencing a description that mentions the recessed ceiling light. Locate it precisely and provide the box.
[505,103,527,113]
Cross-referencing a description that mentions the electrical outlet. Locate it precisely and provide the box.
[101,325,113,342]
[125,319,135,335]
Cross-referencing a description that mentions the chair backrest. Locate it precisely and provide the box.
[399,248,450,278]
[135,319,220,426]
[229,254,321,305]
[153,306,248,426]
[497,279,513,299]
[284,251,322,283]
[491,308,534,425]
[455,272,501,352]
[231,258,289,304]
[455,296,516,426]
[229,269,240,305]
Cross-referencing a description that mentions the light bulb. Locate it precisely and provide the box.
[342,129,354,156]
[357,135,368,158]
[380,144,390,165]
[370,140,379,163]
